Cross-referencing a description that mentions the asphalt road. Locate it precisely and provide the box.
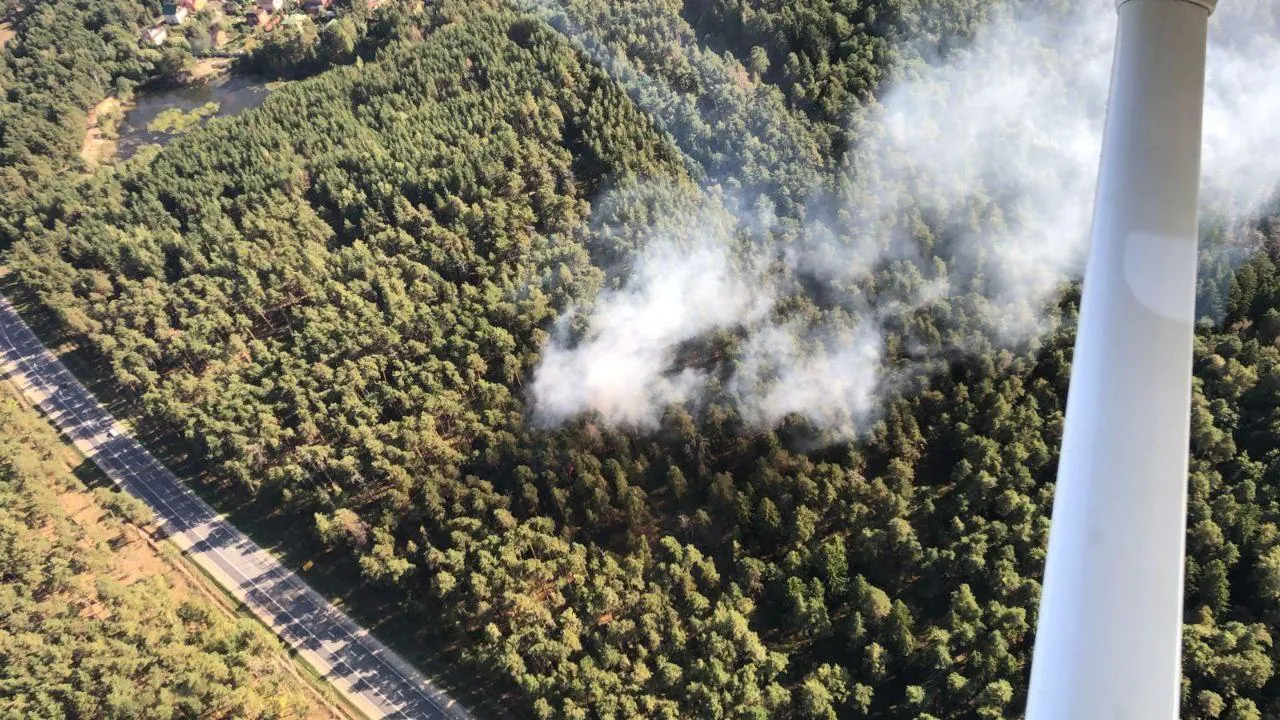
[0,295,471,720]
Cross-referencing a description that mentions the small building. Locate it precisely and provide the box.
[162,3,189,24]
[259,0,284,11]
[303,0,332,17]
[245,7,277,30]
[142,25,168,46]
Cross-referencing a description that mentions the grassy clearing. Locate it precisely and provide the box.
[80,96,131,167]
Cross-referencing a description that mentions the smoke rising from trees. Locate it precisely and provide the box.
[533,212,775,426]
[531,0,1280,435]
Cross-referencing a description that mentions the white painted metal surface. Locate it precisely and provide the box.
[1026,0,1218,718]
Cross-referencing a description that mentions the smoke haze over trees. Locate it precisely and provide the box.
[7,0,1280,718]
[530,0,1280,438]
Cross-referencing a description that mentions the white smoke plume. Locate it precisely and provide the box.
[531,208,775,427]
[531,0,1280,435]
[731,321,885,436]
[1202,0,1280,213]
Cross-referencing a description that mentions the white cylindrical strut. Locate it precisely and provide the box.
[1026,0,1216,719]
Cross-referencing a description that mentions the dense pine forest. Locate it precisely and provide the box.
[5,0,1280,718]
[0,390,327,718]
